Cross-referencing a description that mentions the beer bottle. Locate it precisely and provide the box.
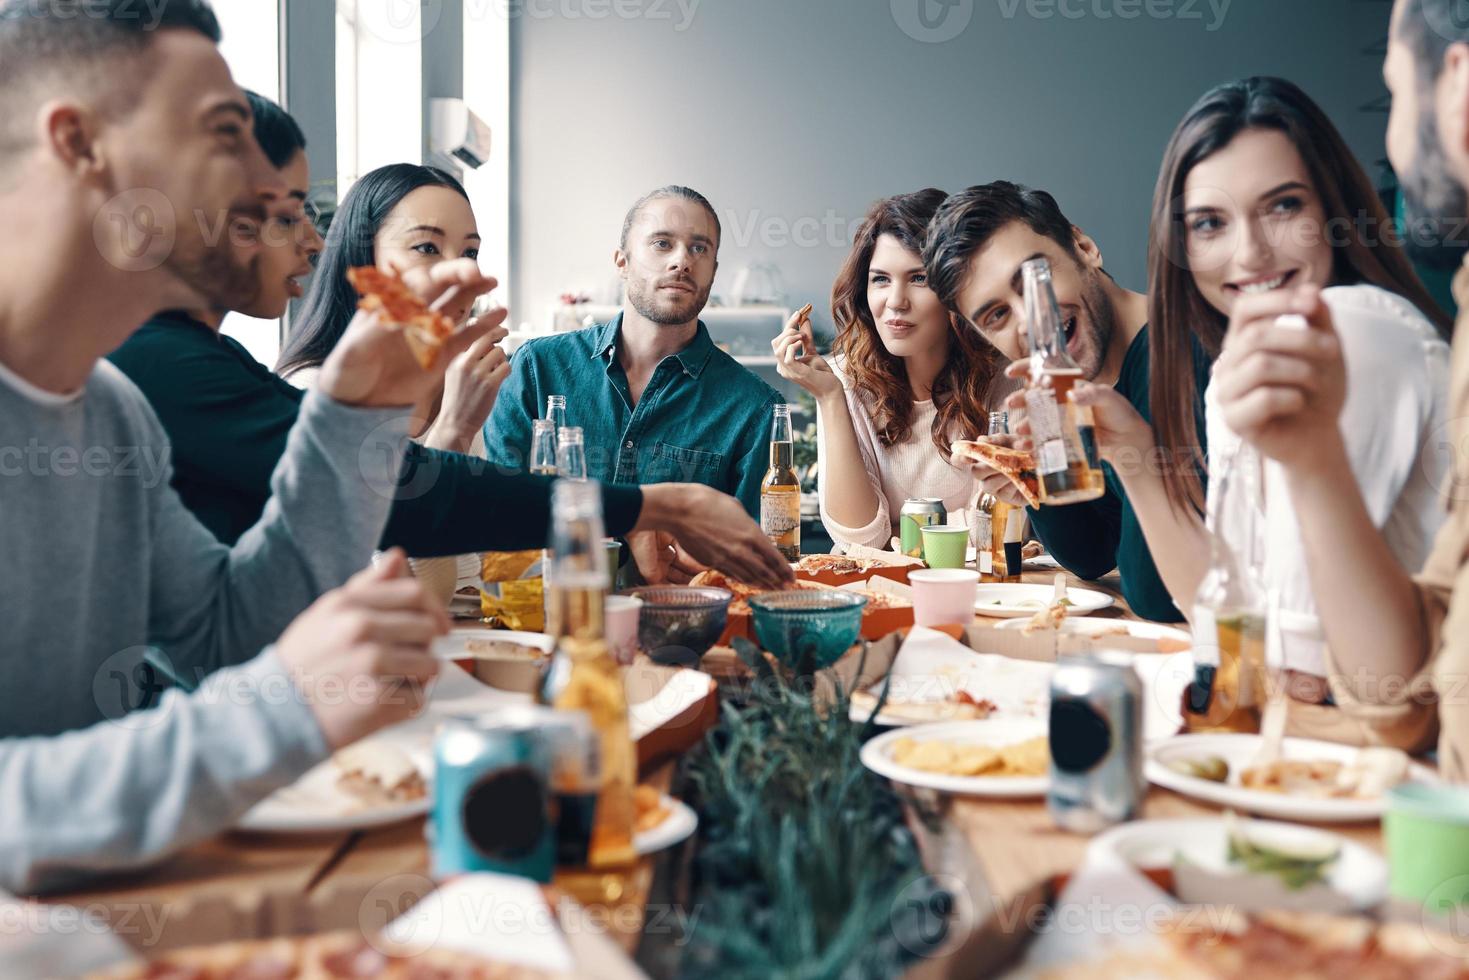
[530,419,558,477]
[1184,464,1265,733]
[984,411,1010,579]
[556,426,587,481]
[547,480,638,872]
[1020,258,1105,506]
[761,403,801,561]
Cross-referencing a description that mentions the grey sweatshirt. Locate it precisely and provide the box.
[0,358,409,893]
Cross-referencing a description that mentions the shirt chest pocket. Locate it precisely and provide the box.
[642,441,726,486]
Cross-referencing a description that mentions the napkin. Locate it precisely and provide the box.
[384,873,575,973]
[879,625,1054,717]
[1001,839,1177,977]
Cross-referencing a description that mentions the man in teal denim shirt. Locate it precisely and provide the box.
[483,186,782,518]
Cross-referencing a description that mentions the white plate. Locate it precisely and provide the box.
[973,584,1114,619]
[1147,733,1439,823]
[1091,817,1387,911]
[636,796,697,855]
[432,628,555,660]
[995,616,1190,646]
[860,717,1049,797]
[238,746,433,833]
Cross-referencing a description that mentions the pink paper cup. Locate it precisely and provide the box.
[908,569,980,628]
[605,595,644,665]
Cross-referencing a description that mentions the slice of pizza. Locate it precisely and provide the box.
[951,439,1042,507]
[334,741,428,807]
[347,265,457,369]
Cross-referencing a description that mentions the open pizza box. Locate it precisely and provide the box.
[35,873,647,978]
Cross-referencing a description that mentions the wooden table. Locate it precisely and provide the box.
[39,564,1390,977]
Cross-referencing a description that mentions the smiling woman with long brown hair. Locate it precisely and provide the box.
[772,189,1004,551]
[1067,76,1451,693]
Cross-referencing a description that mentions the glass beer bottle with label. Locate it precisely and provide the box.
[546,480,638,902]
[1184,464,1265,733]
[1020,258,1104,506]
[761,403,801,561]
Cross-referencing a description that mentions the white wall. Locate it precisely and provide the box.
[509,0,1393,339]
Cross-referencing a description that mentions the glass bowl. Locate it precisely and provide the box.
[748,590,867,668]
[624,586,733,666]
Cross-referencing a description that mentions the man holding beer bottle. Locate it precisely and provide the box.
[924,181,1212,622]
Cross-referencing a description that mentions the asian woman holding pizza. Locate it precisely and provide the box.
[772,189,1005,552]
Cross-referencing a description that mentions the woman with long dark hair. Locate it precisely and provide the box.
[772,189,1004,551]
[1064,76,1451,692]
[278,163,507,456]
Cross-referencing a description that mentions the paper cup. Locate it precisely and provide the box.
[908,568,980,627]
[1386,782,1469,908]
[920,524,969,569]
[605,594,644,665]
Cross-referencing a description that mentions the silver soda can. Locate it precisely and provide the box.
[899,498,946,558]
[431,705,582,882]
[1046,652,1144,832]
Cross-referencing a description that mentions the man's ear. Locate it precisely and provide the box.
[40,102,104,178]
[613,247,628,279]
[1072,227,1104,271]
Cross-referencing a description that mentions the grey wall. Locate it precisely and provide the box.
[509,0,1392,336]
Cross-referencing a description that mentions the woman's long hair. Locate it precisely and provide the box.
[276,163,470,377]
[831,189,1004,457]
[1148,76,1451,516]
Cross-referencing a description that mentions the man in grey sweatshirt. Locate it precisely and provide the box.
[0,0,498,894]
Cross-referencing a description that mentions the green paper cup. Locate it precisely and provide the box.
[1385,782,1469,909]
[920,524,968,569]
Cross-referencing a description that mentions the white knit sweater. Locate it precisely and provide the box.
[817,361,977,551]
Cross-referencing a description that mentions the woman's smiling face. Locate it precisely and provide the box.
[1182,127,1335,316]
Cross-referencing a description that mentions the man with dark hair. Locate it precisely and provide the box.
[0,0,501,891]
[924,181,1209,622]
[483,186,782,527]
[1201,0,1469,779]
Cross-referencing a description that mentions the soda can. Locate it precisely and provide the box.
[1046,652,1144,833]
[899,498,946,558]
[430,705,594,881]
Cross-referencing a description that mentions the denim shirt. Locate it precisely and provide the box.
[483,314,782,518]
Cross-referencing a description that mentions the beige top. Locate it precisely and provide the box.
[817,360,976,552]
[1325,262,1469,778]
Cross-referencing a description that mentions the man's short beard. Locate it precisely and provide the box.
[169,244,261,311]
[1400,103,1469,271]
[626,278,710,326]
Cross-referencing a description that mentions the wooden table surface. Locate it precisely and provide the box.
[40,561,1391,976]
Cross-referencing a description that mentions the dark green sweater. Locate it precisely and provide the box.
[107,312,644,552]
[1027,326,1211,623]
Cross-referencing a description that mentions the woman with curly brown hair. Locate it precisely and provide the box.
[772,189,1004,552]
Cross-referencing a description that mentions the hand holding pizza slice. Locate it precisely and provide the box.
[951,438,1042,508]
[317,258,503,410]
